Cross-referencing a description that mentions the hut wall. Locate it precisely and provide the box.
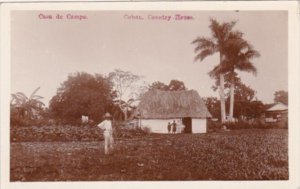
[140,119,180,133]
[140,118,207,134]
[192,119,207,133]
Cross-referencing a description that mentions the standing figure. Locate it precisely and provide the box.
[167,122,171,133]
[97,112,114,155]
[172,120,177,134]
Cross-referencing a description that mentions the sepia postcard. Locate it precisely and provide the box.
[0,1,299,189]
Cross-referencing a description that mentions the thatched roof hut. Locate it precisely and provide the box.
[134,90,212,119]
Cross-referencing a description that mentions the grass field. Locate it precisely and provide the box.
[10,129,288,181]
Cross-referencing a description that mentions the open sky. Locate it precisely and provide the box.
[11,10,287,106]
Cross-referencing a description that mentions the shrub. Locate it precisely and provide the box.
[223,119,286,130]
[225,120,252,130]
[11,116,50,127]
[113,121,147,139]
[10,125,103,142]
[207,120,222,132]
[207,119,284,131]
[10,116,27,127]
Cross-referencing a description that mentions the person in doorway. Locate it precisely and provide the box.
[172,120,177,134]
[167,122,171,133]
[97,112,114,155]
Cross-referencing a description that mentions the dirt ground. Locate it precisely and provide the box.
[10,129,288,181]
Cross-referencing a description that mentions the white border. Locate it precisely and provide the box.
[1,1,299,189]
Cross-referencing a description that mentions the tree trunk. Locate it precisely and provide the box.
[219,73,226,123]
[229,81,235,122]
[124,108,128,121]
[219,53,226,123]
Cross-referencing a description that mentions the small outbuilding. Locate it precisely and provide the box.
[133,90,212,134]
[262,102,288,127]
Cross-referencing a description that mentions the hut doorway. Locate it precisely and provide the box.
[182,117,192,133]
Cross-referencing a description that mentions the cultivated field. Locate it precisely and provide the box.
[10,129,288,181]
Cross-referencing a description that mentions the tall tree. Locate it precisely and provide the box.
[223,37,260,121]
[274,90,288,105]
[108,69,144,121]
[192,18,239,123]
[49,72,113,123]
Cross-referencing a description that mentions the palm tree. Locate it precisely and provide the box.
[222,38,260,121]
[11,87,45,119]
[192,18,240,123]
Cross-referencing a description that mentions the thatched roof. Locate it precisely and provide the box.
[134,90,212,119]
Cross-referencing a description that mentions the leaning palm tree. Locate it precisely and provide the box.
[11,87,45,119]
[192,18,240,123]
[222,38,260,121]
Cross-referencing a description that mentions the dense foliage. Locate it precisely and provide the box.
[227,100,265,120]
[274,90,288,105]
[49,72,114,124]
[203,97,220,119]
[148,80,187,91]
[207,78,265,120]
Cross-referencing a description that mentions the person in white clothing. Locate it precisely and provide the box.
[97,112,114,155]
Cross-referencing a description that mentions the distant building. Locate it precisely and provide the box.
[132,90,212,134]
[262,102,288,127]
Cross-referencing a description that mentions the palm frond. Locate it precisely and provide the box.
[192,37,217,62]
[228,31,243,40]
[244,48,260,59]
[236,61,257,75]
[192,37,215,48]
[208,64,230,78]
[194,48,216,62]
[11,94,20,103]
[15,92,28,105]
[30,99,45,106]
[30,87,41,99]
[15,92,28,100]
[224,37,249,57]
[32,95,44,100]
[11,88,45,120]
